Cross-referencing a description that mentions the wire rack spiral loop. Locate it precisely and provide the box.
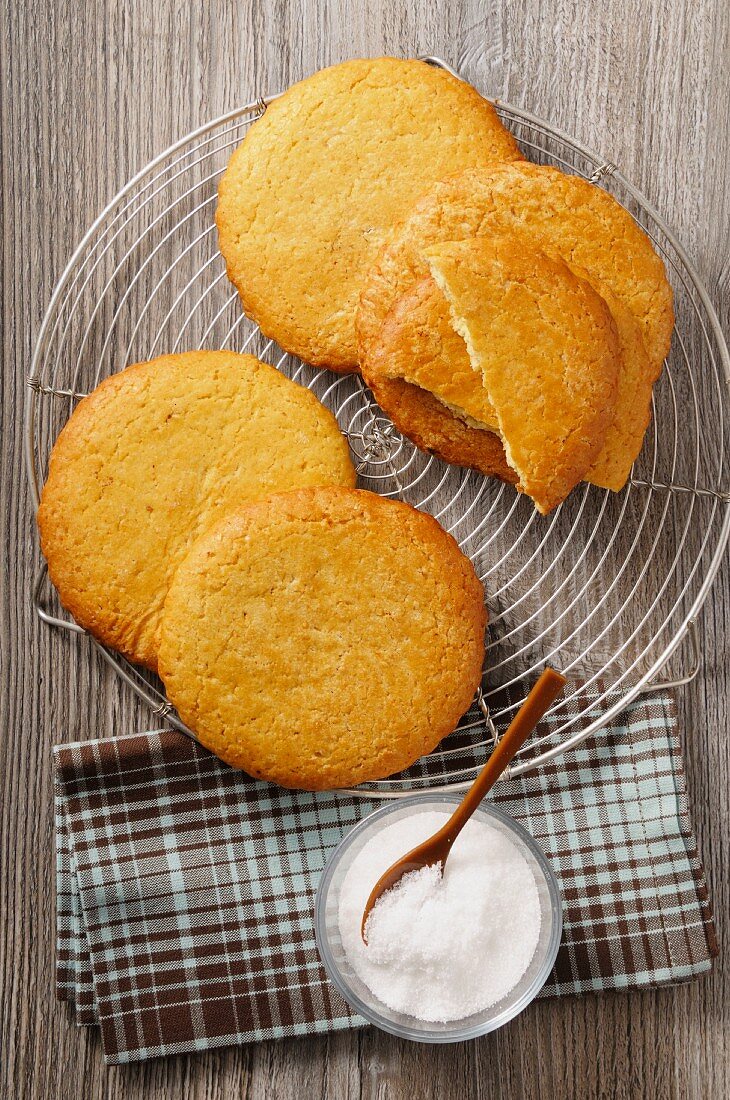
[25,59,730,796]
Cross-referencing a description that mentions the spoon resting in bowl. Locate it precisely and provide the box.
[361,667,567,941]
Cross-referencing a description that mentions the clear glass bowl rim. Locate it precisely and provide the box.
[314,793,564,1043]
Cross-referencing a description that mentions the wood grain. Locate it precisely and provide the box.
[1,1,728,1097]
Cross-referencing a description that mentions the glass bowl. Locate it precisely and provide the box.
[314,793,563,1042]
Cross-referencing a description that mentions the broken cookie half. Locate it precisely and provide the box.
[362,232,624,513]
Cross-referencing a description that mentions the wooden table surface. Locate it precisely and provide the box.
[2,1,728,1097]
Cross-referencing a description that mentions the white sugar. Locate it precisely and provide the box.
[338,811,541,1023]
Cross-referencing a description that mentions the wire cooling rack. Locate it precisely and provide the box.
[25,58,730,794]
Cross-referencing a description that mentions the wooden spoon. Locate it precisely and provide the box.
[361,667,567,941]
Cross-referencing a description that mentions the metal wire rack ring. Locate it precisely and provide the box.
[25,58,730,796]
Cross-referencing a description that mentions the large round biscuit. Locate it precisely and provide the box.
[365,236,621,513]
[38,351,355,670]
[357,161,673,376]
[158,487,487,790]
[216,58,521,372]
[424,238,620,512]
[364,266,653,496]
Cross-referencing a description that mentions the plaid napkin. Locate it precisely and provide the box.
[55,693,716,1064]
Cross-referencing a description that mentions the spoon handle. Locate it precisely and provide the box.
[446,667,566,838]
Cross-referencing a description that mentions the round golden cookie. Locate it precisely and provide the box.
[357,161,673,377]
[365,263,654,496]
[158,487,487,790]
[364,278,515,484]
[37,351,355,670]
[216,57,521,373]
[365,235,621,513]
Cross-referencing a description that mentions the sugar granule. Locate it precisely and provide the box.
[338,811,542,1023]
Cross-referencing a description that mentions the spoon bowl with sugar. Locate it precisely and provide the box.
[361,667,567,941]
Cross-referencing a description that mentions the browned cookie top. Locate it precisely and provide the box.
[217,58,521,372]
[158,487,486,790]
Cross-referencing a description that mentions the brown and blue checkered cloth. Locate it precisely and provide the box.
[54,692,717,1063]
